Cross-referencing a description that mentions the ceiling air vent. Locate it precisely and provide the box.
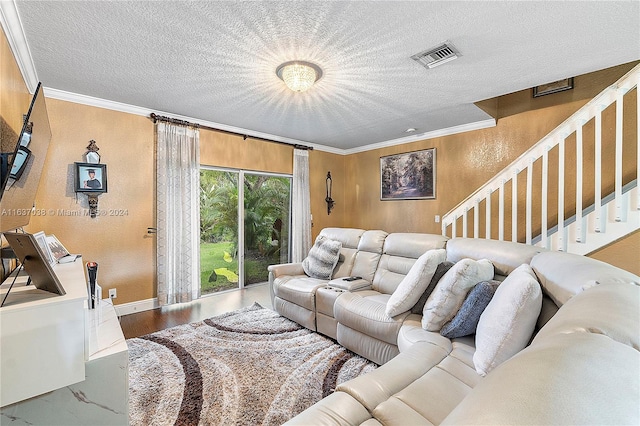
[411,42,461,69]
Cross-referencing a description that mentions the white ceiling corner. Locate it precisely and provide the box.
[0,0,38,93]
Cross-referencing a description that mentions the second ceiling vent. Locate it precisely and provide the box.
[411,42,461,69]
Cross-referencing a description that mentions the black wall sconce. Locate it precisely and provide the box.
[325,171,335,215]
[74,140,107,218]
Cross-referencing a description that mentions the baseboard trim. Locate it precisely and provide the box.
[114,297,159,317]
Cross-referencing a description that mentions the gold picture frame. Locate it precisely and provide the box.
[533,77,574,97]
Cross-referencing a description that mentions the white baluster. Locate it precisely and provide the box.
[498,180,505,241]
[576,120,585,243]
[462,208,468,238]
[541,148,549,249]
[473,199,479,239]
[485,190,491,239]
[637,71,640,210]
[615,89,625,222]
[512,169,518,242]
[595,109,604,232]
[558,136,566,252]
[452,217,457,239]
[526,159,533,245]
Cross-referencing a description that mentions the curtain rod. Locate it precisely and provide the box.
[149,113,313,151]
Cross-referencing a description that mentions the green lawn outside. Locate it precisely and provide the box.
[200,241,274,294]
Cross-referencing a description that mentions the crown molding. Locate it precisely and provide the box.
[0,0,38,93]
[43,86,496,155]
[42,87,342,153]
[343,119,496,155]
[43,89,495,156]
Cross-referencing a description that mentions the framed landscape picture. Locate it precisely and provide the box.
[380,148,436,200]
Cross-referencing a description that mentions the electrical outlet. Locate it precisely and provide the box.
[109,288,117,299]
[435,215,440,223]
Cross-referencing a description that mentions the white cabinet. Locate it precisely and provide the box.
[0,259,128,424]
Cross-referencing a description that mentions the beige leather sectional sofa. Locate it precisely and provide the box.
[269,228,640,425]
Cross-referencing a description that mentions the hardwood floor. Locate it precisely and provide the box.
[119,283,272,339]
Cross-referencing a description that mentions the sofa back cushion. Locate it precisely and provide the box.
[446,238,545,278]
[532,281,640,350]
[531,251,640,307]
[373,233,448,294]
[318,228,365,278]
[351,230,388,284]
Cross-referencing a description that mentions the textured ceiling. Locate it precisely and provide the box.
[12,1,640,151]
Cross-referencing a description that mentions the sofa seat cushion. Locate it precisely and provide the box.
[397,314,452,353]
[273,275,328,311]
[335,292,409,345]
[337,340,481,424]
[373,354,478,425]
[283,390,377,426]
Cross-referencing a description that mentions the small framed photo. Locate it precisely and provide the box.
[33,231,55,265]
[380,148,436,200]
[533,77,574,97]
[75,162,107,193]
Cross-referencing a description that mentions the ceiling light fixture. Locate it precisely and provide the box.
[276,61,323,92]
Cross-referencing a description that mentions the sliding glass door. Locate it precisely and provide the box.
[200,167,291,295]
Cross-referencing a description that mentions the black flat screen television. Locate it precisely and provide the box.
[0,83,52,232]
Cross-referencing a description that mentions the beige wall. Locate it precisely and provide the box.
[27,100,156,304]
[308,150,346,239]
[589,231,640,276]
[0,30,31,154]
[200,131,292,174]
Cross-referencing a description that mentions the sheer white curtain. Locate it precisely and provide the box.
[291,149,312,262]
[156,121,200,305]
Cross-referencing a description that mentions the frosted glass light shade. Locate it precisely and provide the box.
[276,61,323,92]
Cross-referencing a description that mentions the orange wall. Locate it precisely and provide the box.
[27,100,156,305]
[0,30,31,154]
[589,231,640,276]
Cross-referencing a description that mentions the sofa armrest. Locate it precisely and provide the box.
[328,278,372,292]
[268,262,305,278]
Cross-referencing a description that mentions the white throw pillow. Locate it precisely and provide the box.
[302,237,342,280]
[473,263,542,376]
[385,249,447,317]
[421,258,494,331]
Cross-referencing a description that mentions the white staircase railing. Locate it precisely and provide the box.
[442,64,639,254]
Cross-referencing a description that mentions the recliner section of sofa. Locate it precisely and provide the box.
[334,233,449,364]
[270,228,388,332]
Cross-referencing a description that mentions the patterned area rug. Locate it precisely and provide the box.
[128,303,377,425]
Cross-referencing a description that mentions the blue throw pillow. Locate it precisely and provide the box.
[440,280,500,339]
